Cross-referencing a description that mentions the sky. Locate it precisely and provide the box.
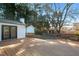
[53,3,79,10]
[39,3,79,25]
[51,3,79,25]
[68,4,79,24]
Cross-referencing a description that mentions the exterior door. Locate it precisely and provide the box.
[2,25,17,40]
[2,26,10,40]
[10,26,17,39]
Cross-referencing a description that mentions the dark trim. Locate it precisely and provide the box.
[2,25,4,40]
[2,25,17,40]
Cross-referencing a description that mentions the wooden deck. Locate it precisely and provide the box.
[0,37,79,56]
[0,38,35,56]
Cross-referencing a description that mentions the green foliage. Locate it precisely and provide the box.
[3,3,37,25]
[4,3,16,20]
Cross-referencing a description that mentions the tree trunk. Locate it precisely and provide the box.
[56,28,61,34]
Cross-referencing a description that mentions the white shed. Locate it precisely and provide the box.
[26,25,35,35]
[0,18,26,41]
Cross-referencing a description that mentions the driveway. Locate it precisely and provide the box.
[0,37,79,56]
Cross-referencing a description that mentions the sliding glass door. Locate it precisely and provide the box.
[2,26,10,40]
[11,26,17,39]
[2,25,17,40]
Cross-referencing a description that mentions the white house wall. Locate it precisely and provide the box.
[17,25,26,39]
[0,23,26,41]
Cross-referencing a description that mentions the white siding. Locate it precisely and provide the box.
[0,23,26,41]
[17,25,26,39]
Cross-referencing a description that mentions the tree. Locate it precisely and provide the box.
[32,3,76,34]
[51,3,73,33]
[3,3,76,34]
[3,3,36,26]
[30,4,51,34]
[15,3,30,23]
[16,4,37,26]
[4,3,16,20]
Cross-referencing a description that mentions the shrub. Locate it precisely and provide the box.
[75,31,79,36]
